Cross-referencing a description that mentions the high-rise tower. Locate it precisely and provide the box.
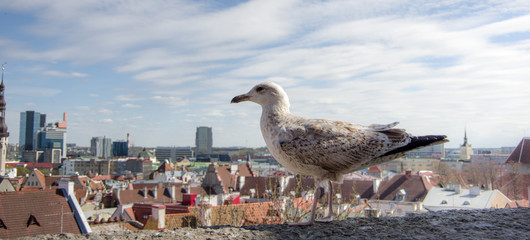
[195,126,212,155]
[0,63,9,176]
[19,111,46,153]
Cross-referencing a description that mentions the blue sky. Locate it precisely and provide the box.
[1,0,530,148]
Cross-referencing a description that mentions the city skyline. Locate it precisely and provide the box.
[1,1,530,148]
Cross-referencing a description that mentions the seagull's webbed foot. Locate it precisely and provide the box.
[316,215,334,223]
[287,221,314,226]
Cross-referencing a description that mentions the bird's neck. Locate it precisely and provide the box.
[261,104,290,125]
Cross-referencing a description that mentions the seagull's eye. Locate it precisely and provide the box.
[256,87,264,92]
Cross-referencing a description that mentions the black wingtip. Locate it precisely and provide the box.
[380,135,448,157]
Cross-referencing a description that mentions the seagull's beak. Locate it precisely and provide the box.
[231,94,250,103]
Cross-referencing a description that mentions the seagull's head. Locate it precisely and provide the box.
[231,82,290,110]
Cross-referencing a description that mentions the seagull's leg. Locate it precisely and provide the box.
[287,186,322,226]
[316,180,334,222]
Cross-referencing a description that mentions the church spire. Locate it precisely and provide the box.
[462,128,468,147]
[0,63,8,138]
[0,63,8,176]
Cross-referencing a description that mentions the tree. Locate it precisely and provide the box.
[16,166,30,176]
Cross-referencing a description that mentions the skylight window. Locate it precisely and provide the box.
[0,218,7,229]
[27,215,40,227]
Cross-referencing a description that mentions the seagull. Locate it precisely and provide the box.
[231,82,448,225]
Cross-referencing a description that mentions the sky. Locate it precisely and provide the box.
[1,0,530,149]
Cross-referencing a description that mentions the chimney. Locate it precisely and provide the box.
[143,187,148,199]
[238,176,246,191]
[405,169,412,178]
[113,188,121,204]
[171,185,177,202]
[469,186,481,196]
[230,164,238,175]
[454,184,462,194]
[373,179,381,194]
[153,186,158,199]
[151,205,166,230]
[58,179,74,196]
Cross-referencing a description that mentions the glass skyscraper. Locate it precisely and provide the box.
[195,126,213,154]
[19,111,46,152]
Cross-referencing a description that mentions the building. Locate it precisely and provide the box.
[195,126,212,155]
[63,158,150,176]
[381,157,441,173]
[19,110,46,153]
[406,144,445,158]
[91,136,112,158]
[460,130,473,160]
[125,158,153,179]
[36,122,67,162]
[423,185,512,211]
[113,140,128,157]
[155,146,193,163]
[0,64,8,176]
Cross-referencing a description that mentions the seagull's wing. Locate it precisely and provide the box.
[278,119,410,173]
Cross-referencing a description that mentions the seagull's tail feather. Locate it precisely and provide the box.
[358,135,448,170]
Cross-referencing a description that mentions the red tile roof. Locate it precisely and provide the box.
[216,165,237,192]
[341,179,375,202]
[238,163,255,177]
[131,182,182,190]
[156,162,173,172]
[92,175,112,180]
[116,187,178,205]
[367,166,382,173]
[283,176,316,197]
[239,176,281,198]
[0,190,82,239]
[506,138,530,164]
[371,173,433,202]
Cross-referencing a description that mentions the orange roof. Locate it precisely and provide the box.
[292,197,316,211]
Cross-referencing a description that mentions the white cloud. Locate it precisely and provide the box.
[122,103,141,108]
[42,70,87,77]
[99,118,113,123]
[99,109,113,115]
[75,106,91,111]
[3,0,530,148]
[151,96,189,108]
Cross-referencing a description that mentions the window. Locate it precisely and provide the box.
[0,218,7,229]
[27,215,40,227]
[441,200,448,204]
